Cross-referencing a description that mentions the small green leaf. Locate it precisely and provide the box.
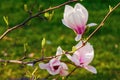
[49,10,54,21]
[3,16,9,26]
[44,9,54,21]
[24,43,28,52]
[109,5,112,12]
[44,12,50,19]
[24,4,28,12]
[72,46,77,53]
[41,38,46,48]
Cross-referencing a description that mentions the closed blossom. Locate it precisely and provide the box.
[62,3,97,41]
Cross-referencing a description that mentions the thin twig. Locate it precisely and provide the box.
[0,57,49,64]
[84,2,120,44]
[66,67,78,80]
[0,0,78,40]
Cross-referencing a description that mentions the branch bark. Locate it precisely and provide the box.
[0,0,78,40]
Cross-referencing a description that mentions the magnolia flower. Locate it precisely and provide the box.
[39,47,68,76]
[62,3,97,41]
[65,41,97,74]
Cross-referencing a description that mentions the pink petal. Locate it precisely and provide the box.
[75,34,82,41]
[60,69,69,76]
[75,41,83,48]
[47,66,60,75]
[69,11,83,28]
[64,5,74,18]
[39,61,61,75]
[56,46,63,60]
[49,58,60,69]
[62,18,76,30]
[83,42,94,65]
[74,3,88,24]
[39,63,48,69]
[72,54,81,66]
[84,65,97,74]
[74,42,94,65]
[61,62,68,70]
[27,63,34,67]
[87,23,97,27]
[59,62,69,76]
[65,54,79,66]
[62,19,70,28]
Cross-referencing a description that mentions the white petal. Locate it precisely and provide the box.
[75,3,88,24]
[62,17,76,30]
[39,63,48,69]
[65,54,72,61]
[47,67,60,75]
[75,41,83,48]
[60,69,69,76]
[56,46,63,60]
[83,42,94,65]
[65,54,79,66]
[84,65,97,74]
[27,63,34,67]
[64,5,74,18]
[66,11,84,29]
[62,19,71,28]
[50,58,60,68]
[75,11,85,26]
[74,42,94,65]
[39,61,60,75]
[87,23,97,27]
[75,34,82,41]
[72,54,80,66]
[61,62,68,70]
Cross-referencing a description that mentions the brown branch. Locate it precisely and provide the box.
[84,2,120,44]
[66,67,78,80]
[0,57,49,64]
[0,59,27,64]
[0,0,78,40]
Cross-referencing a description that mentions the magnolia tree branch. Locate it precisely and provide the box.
[1,2,119,64]
[0,0,78,40]
[0,2,120,64]
[84,2,120,44]
[66,67,78,79]
[0,1,120,79]
[0,1,120,64]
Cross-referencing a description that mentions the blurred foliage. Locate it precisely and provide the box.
[0,0,120,80]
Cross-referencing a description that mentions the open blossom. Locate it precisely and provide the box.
[62,3,97,41]
[65,41,97,74]
[39,47,68,76]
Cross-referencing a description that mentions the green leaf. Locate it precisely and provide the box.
[44,12,50,19]
[3,16,9,26]
[72,46,77,53]
[24,43,28,52]
[44,10,54,21]
[41,38,46,48]
[80,0,83,1]
[109,5,112,12]
[24,4,28,12]
[49,10,54,21]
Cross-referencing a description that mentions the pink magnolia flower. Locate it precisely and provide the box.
[65,41,97,74]
[39,47,68,76]
[62,3,97,41]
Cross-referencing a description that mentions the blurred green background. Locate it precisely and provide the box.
[0,0,120,80]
